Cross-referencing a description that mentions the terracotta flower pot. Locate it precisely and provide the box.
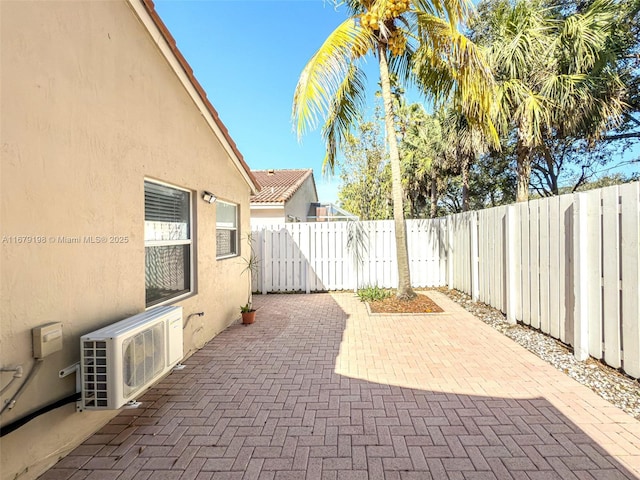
[241,310,256,325]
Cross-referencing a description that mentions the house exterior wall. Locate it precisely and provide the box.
[0,2,252,479]
[250,206,287,227]
[284,176,318,222]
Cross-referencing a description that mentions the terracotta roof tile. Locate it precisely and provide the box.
[250,169,314,203]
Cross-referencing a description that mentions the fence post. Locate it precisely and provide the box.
[471,212,480,301]
[447,215,454,289]
[304,223,311,294]
[506,205,518,324]
[573,192,589,361]
[260,228,268,295]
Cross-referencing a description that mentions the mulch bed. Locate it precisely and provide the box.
[368,292,444,314]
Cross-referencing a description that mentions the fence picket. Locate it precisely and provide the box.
[499,207,507,313]
[620,182,640,378]
[586,189,603,360]
[559,194,574,344]
[482,210,490,304]
[439,218,448,286]
[530,201,541,329]
[492,208,497,305]
[539,198,550,335]
[521,203,531,326]
[506,205,519,323]
[602,186,621,368]
[548,196,560,339]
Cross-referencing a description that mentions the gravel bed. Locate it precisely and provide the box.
[436,287,640,420]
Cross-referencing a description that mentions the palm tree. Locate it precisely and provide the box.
[292,0,494,299]
[442,107,490,211]
[474,0,624,201]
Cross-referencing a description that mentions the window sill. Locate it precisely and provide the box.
[145,291,195,310]
[216,253,239,261]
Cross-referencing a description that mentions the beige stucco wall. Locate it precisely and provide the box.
[250,206,286,227]
[0,2,252,479]
[284,176,318,222]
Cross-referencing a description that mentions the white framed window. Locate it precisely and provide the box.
[216,200,238,259]
[144,180,193,307]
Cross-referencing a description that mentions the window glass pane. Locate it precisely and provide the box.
[216,202,237,228]
[216,229,237,257]
[145,220,188,242]
[145,181,189,241]
[145,245,190,306]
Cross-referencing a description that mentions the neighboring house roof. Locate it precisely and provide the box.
[251,169,316,204]
[134,0,260,194]
[307,202,359,221]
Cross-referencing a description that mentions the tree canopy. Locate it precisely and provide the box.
[334,0,638,215]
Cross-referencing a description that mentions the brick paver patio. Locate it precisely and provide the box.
[41,292,640,480]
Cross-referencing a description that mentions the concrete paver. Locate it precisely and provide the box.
[41,292,640,479]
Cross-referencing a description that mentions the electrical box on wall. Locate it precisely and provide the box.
[32,322,63,358]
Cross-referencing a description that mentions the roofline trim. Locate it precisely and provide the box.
[129,0,260,194]
[250,203,286,208]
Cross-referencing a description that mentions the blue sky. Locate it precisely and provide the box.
[155,0,374,203]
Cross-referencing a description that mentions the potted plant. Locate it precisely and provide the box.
[240,303,256,324]
[240,233,259,325]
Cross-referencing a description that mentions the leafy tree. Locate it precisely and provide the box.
[292,0,494,299]
[399,104,446,217]
[468,149,517,208]
[570,171,640,192]
[337,120,393,220]
[530,134,634,196]
[596,0,640,144]
[436,136,516,213]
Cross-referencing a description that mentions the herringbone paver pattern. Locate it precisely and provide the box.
[41,292,640,480]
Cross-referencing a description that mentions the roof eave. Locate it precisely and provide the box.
[129,0,261,195]
[250,202,286,208]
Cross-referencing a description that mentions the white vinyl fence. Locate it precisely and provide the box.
[252,219,448,294]
[252,182,640,378]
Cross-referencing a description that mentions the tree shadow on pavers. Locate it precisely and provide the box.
[40,293,639,480]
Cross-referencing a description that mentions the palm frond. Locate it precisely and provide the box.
[340,0,370,14]
[556,0,616,73]
[413,10,498,147]
[513,89,552,146]
[539,73,587,110]
[481,1,556,85]
[321,63,368,173]
[412,12,458,102]
[292,18,370,138]
[412,0,474,27]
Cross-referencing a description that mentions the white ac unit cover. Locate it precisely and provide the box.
[80,306,183,410]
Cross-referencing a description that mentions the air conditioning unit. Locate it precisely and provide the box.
[80,306,183,410]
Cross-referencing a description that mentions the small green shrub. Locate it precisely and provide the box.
[357,285,392,302]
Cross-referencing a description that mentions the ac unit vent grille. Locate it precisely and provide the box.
[122,323,165,397]
[82,340,109,408]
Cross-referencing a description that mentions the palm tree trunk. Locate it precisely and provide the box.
[461,154,470,211]
[541,147,559,195]
[516,140,531,202]
[430,176,437,218]
[378,44,415,300]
